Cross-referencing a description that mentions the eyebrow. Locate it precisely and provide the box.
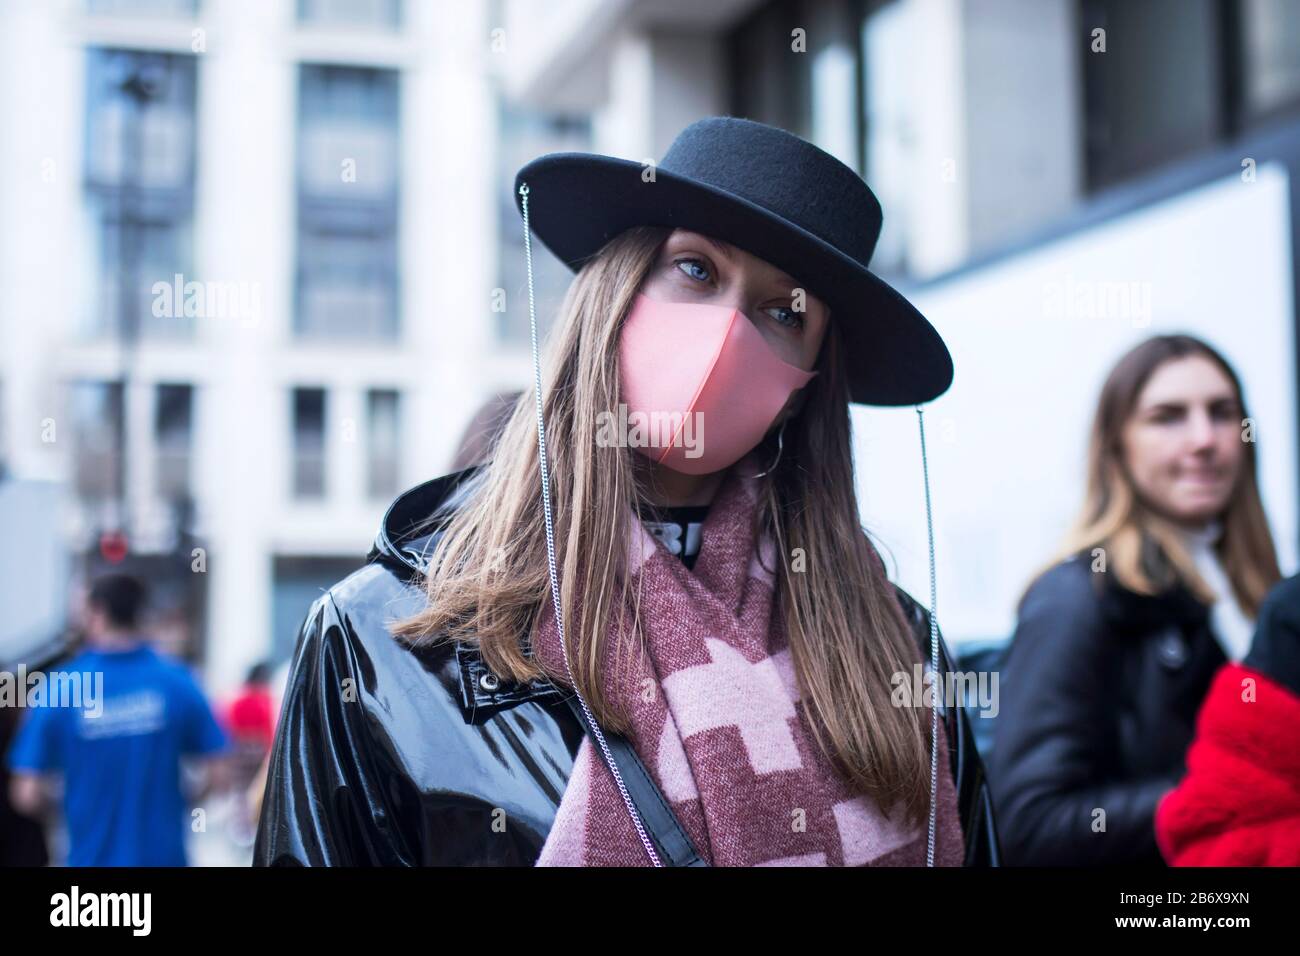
[696,235,802,291]
[1141,396,1239,413]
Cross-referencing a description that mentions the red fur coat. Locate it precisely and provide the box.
[1155,663,1300,866]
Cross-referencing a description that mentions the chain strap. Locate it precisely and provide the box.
[518,182,664,867]
[916,406,940,867]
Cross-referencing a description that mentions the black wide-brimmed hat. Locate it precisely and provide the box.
[513,115,953,406]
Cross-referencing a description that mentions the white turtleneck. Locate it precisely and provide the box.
[1182,521,1254,662]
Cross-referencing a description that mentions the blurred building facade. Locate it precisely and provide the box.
[0,0,590,692]
[502,0,1300,641]
[505,0,1300,281]
[3,0,1300,693]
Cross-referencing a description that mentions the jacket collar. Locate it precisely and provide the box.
[367,463,486,577]
[1063,548,1211,635]
[367,463,564,719]
[1093,560,1211,635]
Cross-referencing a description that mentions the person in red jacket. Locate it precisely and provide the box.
[1156,572,1300,865]
[225,662,276,753]
[223,661,276,846]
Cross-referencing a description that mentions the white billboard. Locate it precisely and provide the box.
[854,162,1298,646]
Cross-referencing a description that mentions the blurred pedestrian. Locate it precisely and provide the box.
[6,573,229,865]
[223,661,275,846]
[1156,572,1300,865]
[225,661,275,754]
[244,657,291,832]
[0,703,48,866]
[990,335,1283,865]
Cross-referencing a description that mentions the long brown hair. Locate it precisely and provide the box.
[1045,334,1280,616]
[392,226,936,825]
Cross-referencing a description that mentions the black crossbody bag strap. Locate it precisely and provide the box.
[562,694,709,867]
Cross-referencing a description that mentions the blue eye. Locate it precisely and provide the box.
[766,306,804,329]
[675,258,712,283]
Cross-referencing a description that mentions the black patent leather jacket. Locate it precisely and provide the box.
[253,465,1002,866]
[989,556,1226,866]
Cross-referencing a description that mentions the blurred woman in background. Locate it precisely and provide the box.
[990,334,1282,866]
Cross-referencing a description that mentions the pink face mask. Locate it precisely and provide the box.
[614,292,817,475]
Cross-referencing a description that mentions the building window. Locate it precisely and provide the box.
[1080,0,1224,192]
[808,2,860,171]
[296,64,400,341]
[292,388,327,499]
[1076,0,1300,191]
[86,0,200,15]
[297,0,401,29]
[272,557,363,664]
[155,384,193,501]
[84,48,197,341]
[860,0,913,277]
[70,381,124,502]
[1240,0,1300,122]
[727,0,861,154]
[728,0,812,144]
[727,1,885,254]
[366,389,401,499]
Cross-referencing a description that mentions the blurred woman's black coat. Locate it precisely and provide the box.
[253,464,1002,867]
[989,554,1225,866]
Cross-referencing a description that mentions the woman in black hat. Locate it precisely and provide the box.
[254,117,999,867]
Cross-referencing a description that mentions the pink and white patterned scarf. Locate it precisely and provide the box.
[534,453,965,866]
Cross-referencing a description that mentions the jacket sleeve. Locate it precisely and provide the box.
[1155,664,1300,866]
[252,591,412,866]
[989,561,1180,865]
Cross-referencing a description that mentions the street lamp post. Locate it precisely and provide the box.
[110,54,168,545]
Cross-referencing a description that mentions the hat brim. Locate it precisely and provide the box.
[514,153,953,407]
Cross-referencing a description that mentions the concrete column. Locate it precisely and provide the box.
[894,0,971,277]
[594,27,727,161]
[0,0,84,484]
[198,0,293,694]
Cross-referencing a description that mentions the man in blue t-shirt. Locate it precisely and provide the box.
[6,573,228,866]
